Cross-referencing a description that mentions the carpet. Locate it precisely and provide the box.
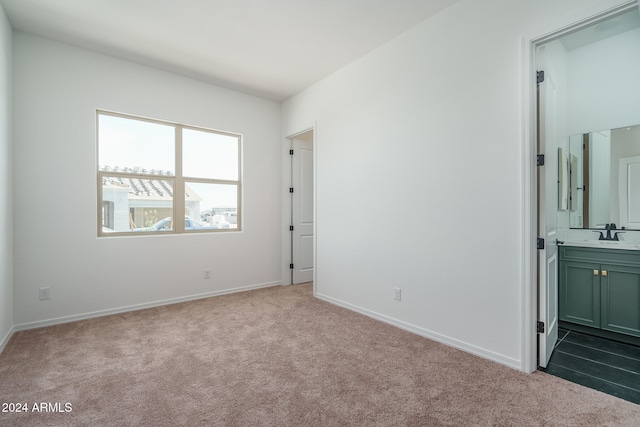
[1,283,639,426]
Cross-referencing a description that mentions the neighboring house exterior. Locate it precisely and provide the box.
[100,166,201,231]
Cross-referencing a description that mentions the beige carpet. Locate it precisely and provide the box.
[1,283,639,426]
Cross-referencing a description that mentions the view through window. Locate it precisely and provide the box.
[97,111,241,235]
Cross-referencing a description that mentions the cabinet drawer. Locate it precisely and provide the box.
[560,246,640,266]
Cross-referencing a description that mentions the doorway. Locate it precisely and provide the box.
[287,129,314,285]
[533,2,640,402]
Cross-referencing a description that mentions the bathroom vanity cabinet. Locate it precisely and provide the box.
[559,245,640,339]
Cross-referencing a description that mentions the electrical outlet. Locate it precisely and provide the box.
[39,287,50,300]
[203,269,211,280]
[393,287,401,301]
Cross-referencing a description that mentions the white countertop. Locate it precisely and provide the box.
[561,240,640,251]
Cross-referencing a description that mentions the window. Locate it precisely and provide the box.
[97,111,241,236]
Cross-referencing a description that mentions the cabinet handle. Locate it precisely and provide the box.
[602,270,607,277]
[593,269,599,276]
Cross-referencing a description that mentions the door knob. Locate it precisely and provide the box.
[593,270,599,276]
[602,270,608,277]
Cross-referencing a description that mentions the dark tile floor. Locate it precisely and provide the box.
[542,328,640,404]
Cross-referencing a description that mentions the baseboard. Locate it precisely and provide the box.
[315,292,521,371]
[0,325,15,354]
[13,280,282,332]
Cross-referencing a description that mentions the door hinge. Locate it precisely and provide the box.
[537,70,545,84]
[289,263,294,269]
[537,321,545,333]
[537,154,545,166]
[289,225,294,231]
[289,149,294,155]
[537,238,545,250]
[289,187,294,193]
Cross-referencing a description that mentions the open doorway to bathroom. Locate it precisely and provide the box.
[534,3,640,404]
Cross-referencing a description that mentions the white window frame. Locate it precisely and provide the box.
[97,110,242,236]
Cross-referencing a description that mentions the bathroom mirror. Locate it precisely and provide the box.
[569,124,640,229]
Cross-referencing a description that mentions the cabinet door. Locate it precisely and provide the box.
[601,264,640,338]
[559,261,600,328]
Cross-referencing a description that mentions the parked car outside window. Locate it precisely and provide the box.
[133,216,220,232]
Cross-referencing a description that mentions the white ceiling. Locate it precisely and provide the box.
[0,0,461,101]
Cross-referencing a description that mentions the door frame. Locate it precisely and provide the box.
[619,155,640,229]
[282,125,317,291]
[521,0,637,373]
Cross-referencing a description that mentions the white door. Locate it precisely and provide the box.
[619,156,640,229]
[291,133,314,284]
[537,53,559,368]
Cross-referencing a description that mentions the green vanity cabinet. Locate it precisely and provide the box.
[559,246,640,339]
[559,259,601,328]
[600,263,640,337]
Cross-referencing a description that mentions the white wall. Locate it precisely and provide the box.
[12,33,282,327]
[0,3,13,350]
[568,27,640,135]
[282,0,631,369]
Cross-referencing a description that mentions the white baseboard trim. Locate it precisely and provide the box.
[315,292,522,371]
[13,280,282,333]
[0,325,16,354]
